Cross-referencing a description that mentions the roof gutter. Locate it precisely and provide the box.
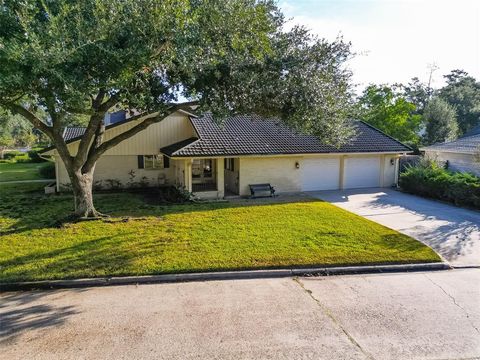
[167,151,411,160]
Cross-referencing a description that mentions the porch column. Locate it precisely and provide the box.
[216,158,225,198]
[184,158,193,192]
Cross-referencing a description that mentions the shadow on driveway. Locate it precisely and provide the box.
[310,188,480,267]
[0,290,82,344]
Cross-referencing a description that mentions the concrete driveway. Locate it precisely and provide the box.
[311,188,480,267]
[1,270,479,359]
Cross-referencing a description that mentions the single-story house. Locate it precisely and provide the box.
[41,103,411,198]
[421,125,480,176]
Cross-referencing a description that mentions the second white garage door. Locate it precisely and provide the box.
[344,156,381,189]
[302,157,340,191]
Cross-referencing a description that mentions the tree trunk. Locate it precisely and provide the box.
[70,170,100,218]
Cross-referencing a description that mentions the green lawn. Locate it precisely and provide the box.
[0,162,52,182]
[0,183,440,283]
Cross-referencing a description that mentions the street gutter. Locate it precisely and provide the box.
[0,262,451,291]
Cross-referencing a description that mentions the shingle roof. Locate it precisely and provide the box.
[161,114,411,157]
[422,134,480,154]
[462,124,480,138]
[63,127,86,141]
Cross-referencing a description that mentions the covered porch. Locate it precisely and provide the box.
[172,157,240,199]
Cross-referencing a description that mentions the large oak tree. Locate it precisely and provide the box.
[0,0,354,218]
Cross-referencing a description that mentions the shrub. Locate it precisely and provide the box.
[93,180,104,191]
[104,179,122,190]
[3,152,17,160]
[399,160,480,208]
[39,162,56,179]
[28,150,46,163]
[141,185,194,204]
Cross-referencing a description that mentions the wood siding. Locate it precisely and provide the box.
[425,151,479,176]
[62,111,195,156]
[55,155,175,190]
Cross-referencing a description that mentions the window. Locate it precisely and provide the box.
[192,159,213,179]
[138,155,169,169]
[225,158,235,171]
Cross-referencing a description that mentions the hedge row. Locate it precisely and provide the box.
[399,161,480,209]
[1,149,46,163]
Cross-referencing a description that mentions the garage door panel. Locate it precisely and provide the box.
[344,157,381,189]
[302,158,340,191]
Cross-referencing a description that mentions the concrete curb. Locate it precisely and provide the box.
[450,264,480,269]
[0,262,452,291]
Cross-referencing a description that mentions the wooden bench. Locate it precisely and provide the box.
[249,183,276,198]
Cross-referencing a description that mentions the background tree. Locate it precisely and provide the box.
[423,97,458,145]
[401,77,432,115]
[0,133,14,159]
[8,115,36,148]
[358,85,422,147]
[0,113,14,158]
[439,69,480,135]
[0,110,50,149]
[0,0,355,218]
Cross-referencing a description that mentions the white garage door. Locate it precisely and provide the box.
[344,156,381,189]
[302,157,340,191]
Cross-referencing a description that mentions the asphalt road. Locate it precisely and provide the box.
[1,269,479,360]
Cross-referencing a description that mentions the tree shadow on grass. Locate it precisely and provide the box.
[0,233,162,283]
[378,234,440,261]
[0,187,318,236]
[0,289,83,344]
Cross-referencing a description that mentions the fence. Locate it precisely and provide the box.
[399,155,421,173]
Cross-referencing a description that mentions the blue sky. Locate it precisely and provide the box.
[279,0,480,90]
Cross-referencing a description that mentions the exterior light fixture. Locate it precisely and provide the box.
[390,158,395,166]
[295,161,300,169]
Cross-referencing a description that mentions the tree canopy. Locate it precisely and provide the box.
[0,0,355,217]
[439,70,480,135]
[423,97,459,145]
[359,70,480,146]
[401,77,432,115]
[358,85,422,146]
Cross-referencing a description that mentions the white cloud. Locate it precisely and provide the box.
[280,0,480,90]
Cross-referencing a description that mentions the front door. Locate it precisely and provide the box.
[224,158,239,195]
[192,159,216,191]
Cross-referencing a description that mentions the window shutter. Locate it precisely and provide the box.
[137,155,144,169]
[163,155,170,168]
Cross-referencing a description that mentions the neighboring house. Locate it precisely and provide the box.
[41,104,411,198]
[421,126,480,176]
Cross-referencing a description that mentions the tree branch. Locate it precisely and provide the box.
[74,113,103,168]
[6,103,53,137]
[82,111,166,172]
[74,91,119,168]
[64,106,94,116]
[92,89,106,110]
[98,93,120,113]
[5,102,75,171]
